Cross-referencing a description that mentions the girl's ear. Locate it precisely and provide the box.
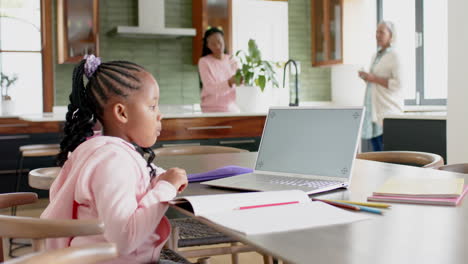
[112,103,128,124]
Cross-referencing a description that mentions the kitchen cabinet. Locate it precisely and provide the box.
[155,115,266,151]
[192,0,232,65]
[311,0,343,66]
[57,0,99,64]
[383,117,446,163]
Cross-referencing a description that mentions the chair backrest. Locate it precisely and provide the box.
[0,216,105,251]
[438,163,468,173]
[356,151,444,168]
[154,145,248,156]
[0,193,38,209]
[4,243,117,264]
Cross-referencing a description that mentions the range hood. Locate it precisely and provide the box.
[115,0,196,38]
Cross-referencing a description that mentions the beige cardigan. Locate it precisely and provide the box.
[368,50,404,126]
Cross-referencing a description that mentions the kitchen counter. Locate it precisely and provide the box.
[384,111,446,120]
[17,105,269,122]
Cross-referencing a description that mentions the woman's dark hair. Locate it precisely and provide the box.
[57,59,157,178]
[201,27,227,57]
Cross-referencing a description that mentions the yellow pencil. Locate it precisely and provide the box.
[326,199,391,208]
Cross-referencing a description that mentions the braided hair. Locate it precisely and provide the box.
[57,58,157,178]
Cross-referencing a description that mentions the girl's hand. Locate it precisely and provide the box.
[157,168,188,193]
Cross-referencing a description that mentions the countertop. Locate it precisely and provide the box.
[15,104,269,122]
[14,102,335,122]
[384,111,446,120]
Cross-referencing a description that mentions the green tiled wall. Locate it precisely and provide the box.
[54,0,330,106]
[289,0,331,102]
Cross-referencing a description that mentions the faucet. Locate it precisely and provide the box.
[283,59,299,106]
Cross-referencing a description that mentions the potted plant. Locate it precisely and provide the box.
[1,72,18,114]
[233,39,284,112]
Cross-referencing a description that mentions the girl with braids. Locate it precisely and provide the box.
[41,55,188,264]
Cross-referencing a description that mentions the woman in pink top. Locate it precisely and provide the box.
[198,27,240,112]
[40,55,188,264]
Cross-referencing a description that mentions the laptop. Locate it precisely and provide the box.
[202,106,365,194]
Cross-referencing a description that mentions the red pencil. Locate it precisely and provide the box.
[238,201,299,210]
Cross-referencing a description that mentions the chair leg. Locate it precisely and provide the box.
[230,242,240,264]
[263,254,274,264]
[11,155,24,216]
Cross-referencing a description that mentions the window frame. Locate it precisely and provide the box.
[377,0,447,106]
[0,0,54,112]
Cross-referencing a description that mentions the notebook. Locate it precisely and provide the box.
[202,106,365,194]
[169,190,370,235]
[372,177,465,198]
[368,185,468,206]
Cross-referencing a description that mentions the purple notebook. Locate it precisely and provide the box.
[187,166,253,183]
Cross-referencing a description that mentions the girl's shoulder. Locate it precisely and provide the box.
[71,136,137,162]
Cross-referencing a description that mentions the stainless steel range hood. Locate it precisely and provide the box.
[114,0,196,38]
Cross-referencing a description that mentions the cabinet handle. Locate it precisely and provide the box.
[161,143,201,147]
[187,126,233,130]
[219,139,256,145]
[0,123,29,128]
[0,135,30,140]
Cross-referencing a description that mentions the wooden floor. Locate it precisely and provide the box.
[1,198,265,264]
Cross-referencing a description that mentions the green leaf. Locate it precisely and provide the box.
[258,75,266,91]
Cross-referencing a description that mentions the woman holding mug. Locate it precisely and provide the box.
[358,21,403,151]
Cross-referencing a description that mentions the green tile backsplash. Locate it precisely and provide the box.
[54,0,330,106]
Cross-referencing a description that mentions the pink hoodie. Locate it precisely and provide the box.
[40,136,176,264]
[199,54,240,113]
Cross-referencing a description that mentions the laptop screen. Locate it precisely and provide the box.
[255,107,363,178]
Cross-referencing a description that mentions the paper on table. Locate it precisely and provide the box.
[170,190,370,235]
[171,190,311,216]
[199,202,370,235]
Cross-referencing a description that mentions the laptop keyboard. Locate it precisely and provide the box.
[268,176,342,189]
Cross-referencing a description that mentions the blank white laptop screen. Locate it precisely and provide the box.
[255,108,363,179]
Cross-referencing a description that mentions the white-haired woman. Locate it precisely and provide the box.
[358,21,403,151]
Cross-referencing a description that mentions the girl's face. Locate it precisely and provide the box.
[207,33,225,58]
[125,71,163,148]
[376,23,392,48]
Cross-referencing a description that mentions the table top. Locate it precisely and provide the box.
[155,152,468,264]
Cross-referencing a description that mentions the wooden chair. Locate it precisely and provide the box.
[3,243,117,264]
[153,145,248,156]
[356,151,444,168]
[155,145,270,264]
[13,144,60,215]
[438,163,468,173]
[0,193,38,262]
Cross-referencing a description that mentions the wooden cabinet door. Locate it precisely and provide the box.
[311,0,343,66]
[192,0,232,65]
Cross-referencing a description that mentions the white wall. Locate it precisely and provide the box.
[331,0,377,106]
[232,0,289,110]
[447,0,468,163]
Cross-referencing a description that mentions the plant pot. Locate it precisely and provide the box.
[1,95,15,115]
[235,85,289,113]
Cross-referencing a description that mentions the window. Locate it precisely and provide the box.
[377,0,447,105]
[0,0,53,114]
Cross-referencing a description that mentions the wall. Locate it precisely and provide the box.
[289,0,331,102]
[331,0,376,106]
[447,0,468,163]
[54,0,331,106]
